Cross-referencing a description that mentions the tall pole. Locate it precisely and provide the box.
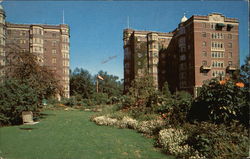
[63,9,65,24]
[127,16,130,29]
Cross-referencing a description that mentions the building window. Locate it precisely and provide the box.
[228,34,232,39]
[202,23,206,28]
[228,43,232,48]
[228,52,232,58]
[20,31,26,36]
[52,49,57,54]
[212,70,225,78]
[202,32,206,37]
[212,41,224,49]
[212,61,224,68]
[52,41,57,47]
[202,41,206,47]
[19,39,26,44]
[211,52,224,58]
[52,33,57,37]
[52,58,56,64]
[211,23,216,29]
[228,61,232,66]
[211,33,223,39]
[202,51,207,57]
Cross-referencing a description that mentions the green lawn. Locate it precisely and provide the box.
[0,110,174,159]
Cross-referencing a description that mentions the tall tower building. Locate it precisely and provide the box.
[123,13,239,96]
[174,13,239,96]
[0,4,70,98]
[123,29,173,92]
[0,4,6,82]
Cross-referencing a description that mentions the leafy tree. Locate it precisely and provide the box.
[240,56,250,88]
[126,75,157,107]
[4,50,62,101]
[0,79,39,125]
[95,70,123,97]
[70,68,94,99]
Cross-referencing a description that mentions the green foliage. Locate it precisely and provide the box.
[121,95,136,108]
[90,92,109,105]
[162,82,172,98]
[70,68,94,99]
[70,68,123,106]
[5,51,62,101]
[184,122,249,159]
[96,70,123,98]
[127,75,157,107]
[240,56,250,88]
[170,91,193,125]
[61,97,77,107]
[0,79,39,125]
[190,78,249,125]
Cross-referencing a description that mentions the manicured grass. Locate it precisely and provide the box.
[0,110,174,159]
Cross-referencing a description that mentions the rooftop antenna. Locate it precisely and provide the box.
[127,16,130,29]
[62,9,65,24]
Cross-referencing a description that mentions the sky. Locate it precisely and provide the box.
[2,0,249,80]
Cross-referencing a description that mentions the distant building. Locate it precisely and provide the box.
[123,13,239,96]
[0,5,70,98]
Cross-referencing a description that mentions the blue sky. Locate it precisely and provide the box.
[2,1,249,80]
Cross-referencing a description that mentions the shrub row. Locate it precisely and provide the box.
[91,113,248,159]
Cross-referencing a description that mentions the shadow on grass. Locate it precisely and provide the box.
[19,127,37,130]
[36,112,56,120]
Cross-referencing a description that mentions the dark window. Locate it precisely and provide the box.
[202,32,206,37]
[202,51,207,57]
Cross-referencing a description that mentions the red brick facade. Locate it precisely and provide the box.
[123,13,239,96]
[0,6,70,98]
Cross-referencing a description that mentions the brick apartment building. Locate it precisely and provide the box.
[123,13,239,96]
[0,5,70,98]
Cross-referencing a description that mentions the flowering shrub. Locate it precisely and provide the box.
[92,116,118,126]
[190,78,249,125]
[118,116,138,129]
[137,119,166,135]
[159,127,206,158]
[159,128,190,156]
[92,115,165,135]
[92,115,138,129]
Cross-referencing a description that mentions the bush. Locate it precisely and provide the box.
[61,97,76,107]
[170,91,193,125]
[184,122,249,159]
[91,92,109,105]
[190,78,249,125]
[158,127,196,158]
[137,119,166,135]
[0,79,39,125]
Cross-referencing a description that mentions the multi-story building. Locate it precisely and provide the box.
[0,5,70,98]
[123,13,239,96]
